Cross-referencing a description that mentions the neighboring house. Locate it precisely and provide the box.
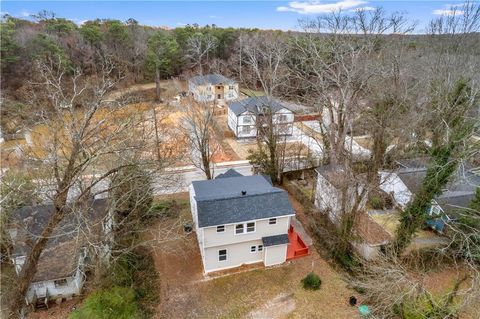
[314,165,368,222]
[352,212,392,260]
[8,199,112,308]
[227,96,295,138]
[188,74,239,104]
[189,169,309,273]
[380,159,480,232]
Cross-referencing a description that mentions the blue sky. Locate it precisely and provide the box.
[0,1,470,31]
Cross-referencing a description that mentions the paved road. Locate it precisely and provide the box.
[35,160,253,201]
[154,161,253,195]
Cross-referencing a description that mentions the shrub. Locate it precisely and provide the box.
[369,196,385,210]
[149,200,178,218]
[301,272,321,290]
[70,286,139,319]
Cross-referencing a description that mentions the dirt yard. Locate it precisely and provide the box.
[151,194,359,319]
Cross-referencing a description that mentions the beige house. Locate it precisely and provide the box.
[189,169,309,273]
[188,74,239,104]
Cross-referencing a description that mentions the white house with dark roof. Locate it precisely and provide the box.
[8,199,112,308]
[227,96,295,138]
[380,160,480,232]
[189,169,309,273]
[188,73,239,104]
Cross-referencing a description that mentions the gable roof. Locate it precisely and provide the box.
[215,168,244,179]
[229,96,293,116]
[9,199,108,282]
[190,73,235,86]
[192,173,295,227]
[436,192,476,215]
[355,212,392,246]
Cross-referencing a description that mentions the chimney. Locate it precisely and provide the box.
[241,190,247,196]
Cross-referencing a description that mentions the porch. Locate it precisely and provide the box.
[286,220,311,260]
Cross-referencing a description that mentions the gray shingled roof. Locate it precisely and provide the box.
[215,168,243,179]
[9,199,108,281]
[190,73,235,86]
[192,174,295,227]
[396,167,479,196]
[437,192,476,215]
[229,96,292,116]
[262,234,289,247]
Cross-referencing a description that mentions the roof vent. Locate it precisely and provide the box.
[241,190,247,196]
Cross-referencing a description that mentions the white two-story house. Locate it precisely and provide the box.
[188,74,239,104]
[189,169,309,273]
[8,199,112,308]
[227,96,295,138]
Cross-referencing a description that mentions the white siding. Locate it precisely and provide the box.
[264,244,288,266]
[314,174,342,221]
[203,216,290,248]
[352,242,381,261]
[204,240,264,273]
[227,108,238,135]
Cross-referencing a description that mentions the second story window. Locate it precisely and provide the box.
[229,85,234,90]
[217,225,225,233]
[268,218,277,225]
[235,224,244,234]
[235,222,255,234]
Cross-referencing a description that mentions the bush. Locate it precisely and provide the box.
[369,196,385,210]
[301,272,321,290]
[70,286,139,319]
[149,200,178,218]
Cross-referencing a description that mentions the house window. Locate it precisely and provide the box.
[235,222,255,234]
[217,225,225,233]
[229,85,234,90]
[268,218,277,225]
[54,278,68,288]
[243,116,252,124]
[250,245,256,253]
[218,249,227,261]
[278,115,287,122]
[241,126,251,135]
[258,245,263,252]
[235,223,244,234]
[33,282,45,289]
[207,86,212,91]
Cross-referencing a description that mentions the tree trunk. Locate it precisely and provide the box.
[202,152,212,179]
[8,193,68,318]
[155,68,161,102]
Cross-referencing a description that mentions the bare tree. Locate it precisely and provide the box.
[182,101,220,180]
[240,32,291,183]
[185,33,218,76]
[5,55,157,317]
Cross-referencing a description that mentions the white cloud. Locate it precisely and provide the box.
[209,15,222,19]
[177,22,187,26]
[351,6,376,12]
[277,0,367,14]
[20,10,31,17]
[433,9,465,16]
